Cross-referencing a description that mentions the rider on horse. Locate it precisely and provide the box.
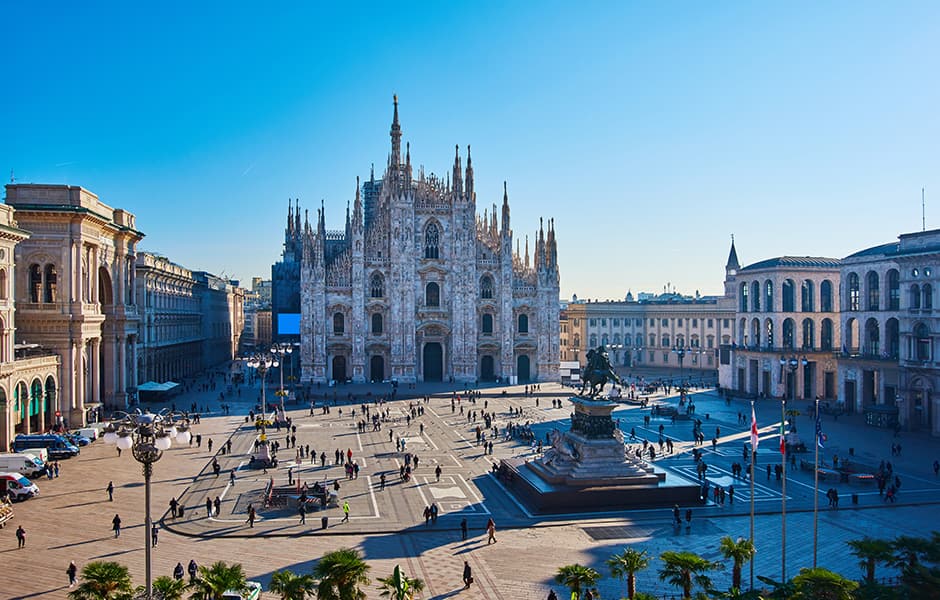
[579,346,622,398]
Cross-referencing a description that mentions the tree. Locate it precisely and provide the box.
[150,576,188,600]
[68,561,134,600]
[554,564,601,599]
[718,537,756,591]
[606,548,651,599]
[790,567,858,599]
[270,569,317,600]
[377,565,425,600]
[847,537,893,585]
[188,561,249,600]
[313,548,372,600]
[658,551,718,600]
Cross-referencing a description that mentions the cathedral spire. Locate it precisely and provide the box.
[353,176,363,231]
[465,144,474,201]
[452,144,463,197]
[390,94,402,167]
[287,198,293,235]
[524,235,530,269]
[295,198,300,235]
[501,181,510,236]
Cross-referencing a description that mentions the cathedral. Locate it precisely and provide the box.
[294,97,560,385]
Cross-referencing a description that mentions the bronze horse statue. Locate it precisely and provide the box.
[579,346,623,398]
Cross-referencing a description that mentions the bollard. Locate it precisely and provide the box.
[321,516,329,529]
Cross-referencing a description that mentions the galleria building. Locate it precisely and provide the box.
[293,98,560,385]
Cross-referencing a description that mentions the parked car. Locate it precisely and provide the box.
[0,473,40,501]
[64,433,91,447]
[222,581,262,600]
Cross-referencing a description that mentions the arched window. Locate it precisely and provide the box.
[864,318,880,355]
[887,270,900,310]
[481,313,494,334]
[573,333,580,348]
[782,279,796,312]
[915,323,931,361]
[649,334,656,347]
[635,334,643,346]
[765,280,775,312]
[333,312,345,335]
[424,222,440,259]
[602,334,609,346]
[0,269,6,300]
[751,318,761,348]
[740,283,749,312]
[370,273,384,298]
[886,318,900,359]
[751,281,760,311]
[865,271,879,311]
[911,284,921,310]
[662,335,670,347]
[480,275,494,299]
[820,280,833,312]
[765,319,775,347]
[802,318,815,350]
[43,264,57,303]
[518,314,529,334]
[801,280,814,312]
[613,333,621,344]
[847,273,860,311]
[371,313,383,335]
[782,318,795,349]
[590,334,597,347]
[29,264,41,303]
[924,284,933,310]
[821,318,834,351]
[425,282,440,307]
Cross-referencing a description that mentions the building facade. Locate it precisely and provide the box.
[5,184,142,426]
[299,97,560,384]
[561,294,734,375]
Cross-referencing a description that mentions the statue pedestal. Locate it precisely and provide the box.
[500,395,701,513]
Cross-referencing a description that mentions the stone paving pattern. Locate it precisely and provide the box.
[2,372,939,599]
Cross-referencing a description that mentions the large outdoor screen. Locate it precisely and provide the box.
[277,313,301,335]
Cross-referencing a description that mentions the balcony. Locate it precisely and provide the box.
[838,351,900,363]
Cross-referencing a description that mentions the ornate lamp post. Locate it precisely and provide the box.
[246,351,279,420]
[778,354,806,581]
[271,343,293,406]
[103,410,191,600]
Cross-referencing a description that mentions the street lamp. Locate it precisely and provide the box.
[271,343,293,402]
[103,409,191,600]
[246,351,279,421]
[778,354,806,581]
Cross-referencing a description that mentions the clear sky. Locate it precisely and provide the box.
[3,2,938,300]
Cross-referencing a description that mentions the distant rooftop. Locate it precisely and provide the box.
[740,256,841,272]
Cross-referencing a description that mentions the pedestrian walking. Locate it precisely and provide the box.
[151,524,159,547]
[685,508,692,531]
[230,470,236,485]
[672,504,681,527]
[16,525,25,548]
[463,560,473,588]
[207,438,213,453]
[486,517,497,544]
[174,562,185,581]
[460,517,468,541]
[188,559,198,583]
[342,501,350,523]
[380,473,386,490]
[67,561,78,587]
[435,464,442,482]
[107,481,114,501]
[213,496,221,517]
[112,514,122,538]
[169,497,179,518]
[246,504,256,528]
[547,590,558,600]
[299,503,306,525]
[206,497,213,518]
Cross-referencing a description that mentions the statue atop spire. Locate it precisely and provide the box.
[501,181,511,235]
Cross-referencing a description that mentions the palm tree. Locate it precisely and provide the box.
[658,551,718,600]
[313,548,372,600]
[847,537,894,585]
[377,565,426,600]
[270,569,317,600]
[554,564,601,599]
[790,567,858,599]
[718,536,756,591]
[188,561,249,600]
[606,548,651,599]
[68,561,134,600]
[150,575,188,600]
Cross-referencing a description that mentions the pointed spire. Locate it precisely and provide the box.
[491,203,497,233]
[524,235,530,269]
[726,234,740,271]
[465,144,474,200]
[287,198,293,235]
[406,142,411,167]
[452,144,463,197]
[501,181,511,235]
[295,198,300,234]
[353,175,363,230]
[389,94,402,167]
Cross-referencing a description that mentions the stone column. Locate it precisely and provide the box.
[117,335,127,409]
[90,339,101,409]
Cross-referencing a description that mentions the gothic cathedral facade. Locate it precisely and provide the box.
[298,97,560,385]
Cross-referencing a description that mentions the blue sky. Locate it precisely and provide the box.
[3,2,938,300]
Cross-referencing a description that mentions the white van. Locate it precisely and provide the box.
[77,427,99,441]
[17,447,47,464]
[0,473,40,501]
[0,453,46,478]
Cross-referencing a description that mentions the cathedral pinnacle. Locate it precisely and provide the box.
[390,94,402,167]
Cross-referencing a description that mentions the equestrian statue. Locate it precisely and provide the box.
[578,345,623,398]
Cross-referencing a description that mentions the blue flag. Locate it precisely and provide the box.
[815,412,825,448]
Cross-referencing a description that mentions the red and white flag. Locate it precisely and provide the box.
[750,403,759,452]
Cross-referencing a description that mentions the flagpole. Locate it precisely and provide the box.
[749,399,756,591]
[813,395,820,567]
[781,391,787,582]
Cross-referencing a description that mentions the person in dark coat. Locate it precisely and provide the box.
[173,562,184,580]
[463,561,473,589]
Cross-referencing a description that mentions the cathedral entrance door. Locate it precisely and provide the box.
[332,356,347,383]
[423,343,443,382]
[517,355,531,383]
[481,356,495,381]
[370,356,385,383]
